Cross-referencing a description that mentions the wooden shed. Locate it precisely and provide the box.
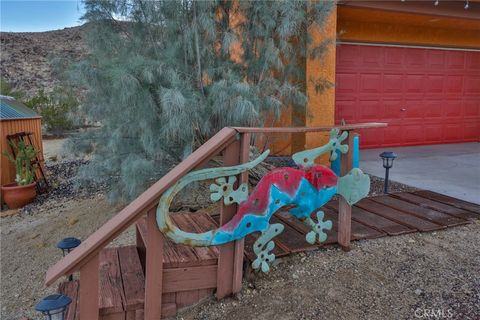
[0,95,44,186]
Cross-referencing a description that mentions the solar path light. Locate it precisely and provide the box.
[379,151,397,194]
[35,294,71,320]
[57,237,81,281]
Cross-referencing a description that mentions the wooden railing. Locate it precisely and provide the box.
[45,123,386,320]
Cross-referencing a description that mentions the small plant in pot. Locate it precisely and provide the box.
[1,140,38,209]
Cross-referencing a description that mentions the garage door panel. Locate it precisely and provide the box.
[405,49,426,68]
[466,52,480,70]
[445,75,464,94]
[336,73,357,94]
[357,128,383,147]
[404,125,424,144]
[360,74,382,93]
[405,74,425,94]
[383,100,403,120]
[423,100,443,118]
[443,100,463,118]
[464,76,480,95]
[336,44,480,147]
[335,100,357,123]
[424,125,443,143]
[361,46,383,67]
[463,99,480,118]
[463,122,479,141]
[427,50,446,69]
[384,47,404,68]
[384,74,404,93]
[404,100,425,119]
[446,51,466,70]
[443,123,463,142]
[425,75,445,94]
[359,100,382,121]
[383,125,403,145]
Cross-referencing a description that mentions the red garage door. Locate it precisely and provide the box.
[335,44,480,148]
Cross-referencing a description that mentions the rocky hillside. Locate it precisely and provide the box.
[0,25,88,97]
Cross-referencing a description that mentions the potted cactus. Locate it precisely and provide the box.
[1,140,38,209]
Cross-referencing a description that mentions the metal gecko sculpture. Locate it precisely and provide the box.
[157,128,370,272]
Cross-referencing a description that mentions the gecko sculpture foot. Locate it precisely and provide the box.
[303,210,333,244]
[156,128,371,273]
[252,223,284,272]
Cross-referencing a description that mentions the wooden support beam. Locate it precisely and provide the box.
[79,254,99,320]
[338,131,356,251]
[216,137,242,299]
[144,208,164,320]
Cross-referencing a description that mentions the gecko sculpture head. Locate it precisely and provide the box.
[304,165,338,190]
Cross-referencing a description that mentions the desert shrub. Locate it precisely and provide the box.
[25,88,78,134]
[0,78,25,100]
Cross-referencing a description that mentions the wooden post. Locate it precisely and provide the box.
[232,133,250,294]
[338,131,356,251]
[216,136,244,299]
[79,254,99,320]
[144,208,164,320]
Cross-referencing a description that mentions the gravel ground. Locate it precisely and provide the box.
[179,223,480,320]
[1,158,476,320]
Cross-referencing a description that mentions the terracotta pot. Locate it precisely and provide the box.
[1,182,37,209]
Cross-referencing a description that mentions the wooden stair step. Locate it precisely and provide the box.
[136,211,220,268]
[59,245,177,319]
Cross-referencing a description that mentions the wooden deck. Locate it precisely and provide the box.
[59,190,480,319]
[211,190,480,261]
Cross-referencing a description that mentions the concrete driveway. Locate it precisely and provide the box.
[360,143,480,204]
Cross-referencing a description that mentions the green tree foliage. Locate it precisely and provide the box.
[67,0,333,201]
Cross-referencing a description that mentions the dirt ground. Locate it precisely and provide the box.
[2,196,479,320]
[180,222,480,320]
[1,139,478,319]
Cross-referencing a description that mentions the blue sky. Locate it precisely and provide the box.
[1,0,85,32]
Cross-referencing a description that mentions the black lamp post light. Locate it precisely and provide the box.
[379,151,397,194]
[35,294,71,320]
[57,237,81,281]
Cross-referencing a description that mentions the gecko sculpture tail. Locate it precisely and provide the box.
[156,128,370,272]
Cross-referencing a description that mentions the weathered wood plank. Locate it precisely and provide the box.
[176,290,199,308]
[413,190,480,214]
[372,195,467,227]
[271,216,317,252]
[144,209,163,320]
[327,201,414,236]
[175,214,218,265]
[337,131,355,251]
[357,199,443,231]
[217,139,241,299]
[163,265,217,293]
[98,248,126,315]
[401,192,479,220]
[117,246,145,311]
[59,280,79,320]
[79,253,99,320]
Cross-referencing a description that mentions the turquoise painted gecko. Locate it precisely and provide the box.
[157,128,370,272]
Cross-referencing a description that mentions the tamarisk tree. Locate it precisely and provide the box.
[67,0,333,201]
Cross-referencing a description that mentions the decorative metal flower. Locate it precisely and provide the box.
[329,128,349,161]
[305,210,333,244]
[252,240,275,273]
[209,176,236,202]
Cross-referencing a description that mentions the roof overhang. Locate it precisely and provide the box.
[338,1,480,21]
